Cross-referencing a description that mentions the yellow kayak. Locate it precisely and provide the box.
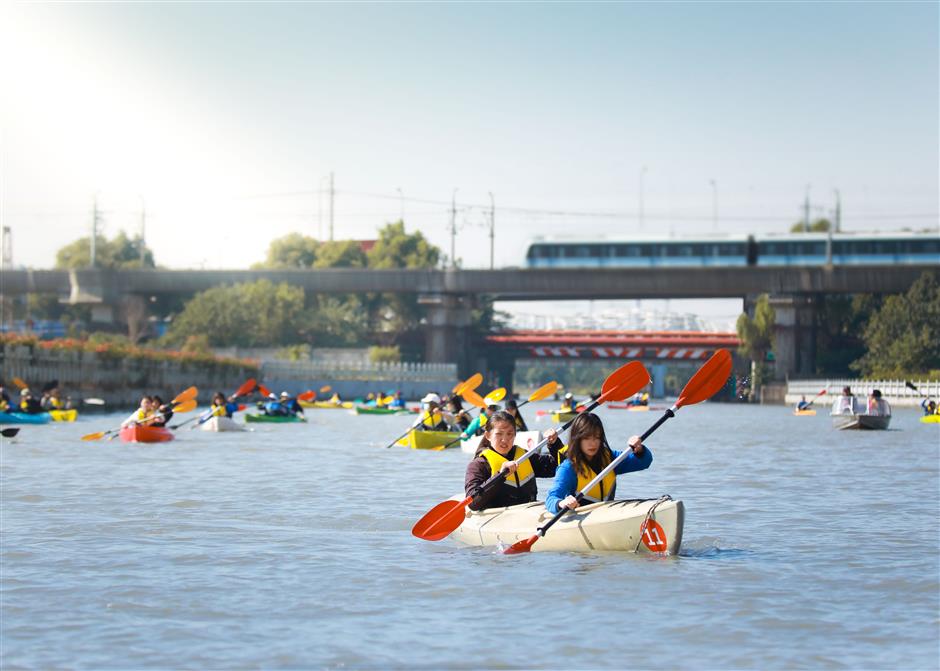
[551,411,579,424]
[299,400,354,410]
[793,409,817,416]
[49,409,78,422]
[396,429,461,450]
[920,415,940,424]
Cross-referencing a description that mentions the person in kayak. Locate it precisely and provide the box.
[921,398,938,416]
[0,383,10,412]
[505,399,529,431]
[150,395,174,427]
[121,396,154,427]
[558,392,577,413]
[460,404,498,441]
[446,396,472,432]
[42,386,72,410]
[544,412,652,515]
[387,392,406,409]
[18,389,44,414]
[465,410,561,511]
[412,393,452,431]
[209,391,240,418]
[260,393,289,417]
[796,395,810,411]
[280,391,305,418]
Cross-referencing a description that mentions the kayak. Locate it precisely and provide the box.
[793,409,817,416]
[607,403,664,411]
[245,413,306,423]
[0,411,51,425]
[831,413,891,430]
[49,409,78,422]
[120,425,174,443]
[354,405,414,415]
[919,415,940,424]
[396,429,461,450]
[199,416,246,432]
[552,411,579,423]
[451,496,684,554]
[300,400,354,410]
[461,430,543,456]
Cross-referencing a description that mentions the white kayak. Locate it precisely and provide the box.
[451,495,684,554]
[831,414,891,430]
[199,416,247,432]
[460,430,542,456]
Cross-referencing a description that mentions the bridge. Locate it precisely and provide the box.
[1,265,934,380]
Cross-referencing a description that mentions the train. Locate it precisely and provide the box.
[524,231,940,268]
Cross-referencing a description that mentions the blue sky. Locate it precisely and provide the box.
[2,1,937,282]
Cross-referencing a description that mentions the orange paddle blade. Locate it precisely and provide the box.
[600,361,651,402]
[504,534,539,554]
[12,377,27,389]
[676,349,732,408]
[257,383,272,397]
[412,496,472,541]
[462,388,486,409]
[298,390,316,401]
[454,373,483,395]
[81,431,107,441]
[320,385,332,393]
[172,386,198,404]
[528,381,558,402]
[233,378,257,398]
[173,399,198,413]
[484,387,506,404]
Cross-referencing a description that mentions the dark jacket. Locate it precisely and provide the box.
[464,436,562,511]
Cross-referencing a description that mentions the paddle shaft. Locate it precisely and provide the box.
[535,405,676,538]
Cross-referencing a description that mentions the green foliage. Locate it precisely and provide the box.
[367,221,440,269]
[789,218,832,233]
[736,294,776,387]
[369,345,401,363]
[276,344,312,361]
[86,332,134,347]
[814,294,880,375]
[314,240,368,268]
[300,296,369,346]
[852,272,940,377]
[163,279,306,347]
[255,233,319,269]
[180,334,212,356]
[55,231,155,269]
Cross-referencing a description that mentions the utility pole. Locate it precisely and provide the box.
[450,188,458,268]
[488,192,495,270]
[803,185,811,232]
[329,172,335,241]
[833,189,841,233]
[1,226,11,269]
[91,193,100,268]
[139,195,146,266]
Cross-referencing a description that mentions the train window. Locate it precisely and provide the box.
[589,246,607,257]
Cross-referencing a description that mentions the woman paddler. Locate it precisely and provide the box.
[210,391,240,418]
[121,396,154,427]
[544,413,651,515]
[464,410,561,511]
[412,393,452,431]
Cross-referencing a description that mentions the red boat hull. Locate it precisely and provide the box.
[119,425,175,443]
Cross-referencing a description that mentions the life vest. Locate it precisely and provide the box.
[133,408,152,425]
[574,460,617,504]
[50,397,66,409]
[481,446,534,488]
[264,401,286,415]
[421,410,447,430]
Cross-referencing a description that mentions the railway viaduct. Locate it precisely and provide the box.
[2,265,935,381]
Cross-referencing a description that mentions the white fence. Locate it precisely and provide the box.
[786,379,939,407]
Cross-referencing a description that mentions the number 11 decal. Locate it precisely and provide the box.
[640,519,668,552]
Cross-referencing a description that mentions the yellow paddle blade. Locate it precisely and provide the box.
[453,372,483,395]
[380,395,395,405]
[12,377,28,389]
[320,385,332,393]
[81,431,107,441]
[484,388,506,404]
[422,412,442,428]
[172,386,198,404]
[462,388,486,409]
[528,381,558,402]
[173,399,198,413]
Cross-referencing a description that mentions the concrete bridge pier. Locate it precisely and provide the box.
[768,294,817,380]
[419,293,474,376]
[650,363,667,398]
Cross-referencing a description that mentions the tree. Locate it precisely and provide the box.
[736,294,775,391]
[313,240,368,268]
[55,231,155,269]
[367,221,441,269]
[813,294,881,376]
[162,279,306,347]
[254,233,319,269]
[852,272,940,377]
[789,218,832,233]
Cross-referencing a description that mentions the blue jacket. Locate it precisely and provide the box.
[545,447,653,514]
[264,400,287,416]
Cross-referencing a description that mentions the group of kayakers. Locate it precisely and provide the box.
[121,395,176,428]
[410,392,530,438]
[0,382,72,414]
[257,391,305,419]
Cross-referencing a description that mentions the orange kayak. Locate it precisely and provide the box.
[120,425,175,443]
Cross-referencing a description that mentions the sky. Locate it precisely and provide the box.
[1,2,937,325]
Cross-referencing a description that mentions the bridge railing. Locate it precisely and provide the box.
[786,378,939,407]
[261,360,458,383]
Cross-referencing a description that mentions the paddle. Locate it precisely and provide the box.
[906,381,929,398]
[2,428,20,438]
[83,398,106,406]
[800,389,827,409]
[298,390,317,402]
[11,377,27,390]
[81,386,198,441]
[180,378,273,429]
[383,375,482,449]
[320,385,332,393]
[504,349,732,554]
[412,361,650,542]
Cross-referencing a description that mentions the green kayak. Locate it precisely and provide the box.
[244,413,306,423]
[354,405,413,415]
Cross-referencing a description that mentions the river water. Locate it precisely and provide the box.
[2,402,938,670]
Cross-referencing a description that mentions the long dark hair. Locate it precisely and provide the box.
[564,413,612,478]
[474,410,517,458]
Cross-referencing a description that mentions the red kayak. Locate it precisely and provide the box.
[119,425,175,443]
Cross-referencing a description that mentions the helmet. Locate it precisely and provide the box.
[268,393,277,400]
[421,393,441,404]
[280,391,290,398]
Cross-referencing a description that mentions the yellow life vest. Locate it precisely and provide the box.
[422,410,444,428]
[481,446,534,488]
[50,397,66,409]
[575,461,617,504]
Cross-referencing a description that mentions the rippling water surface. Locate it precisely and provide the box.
[2,403,938,669]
